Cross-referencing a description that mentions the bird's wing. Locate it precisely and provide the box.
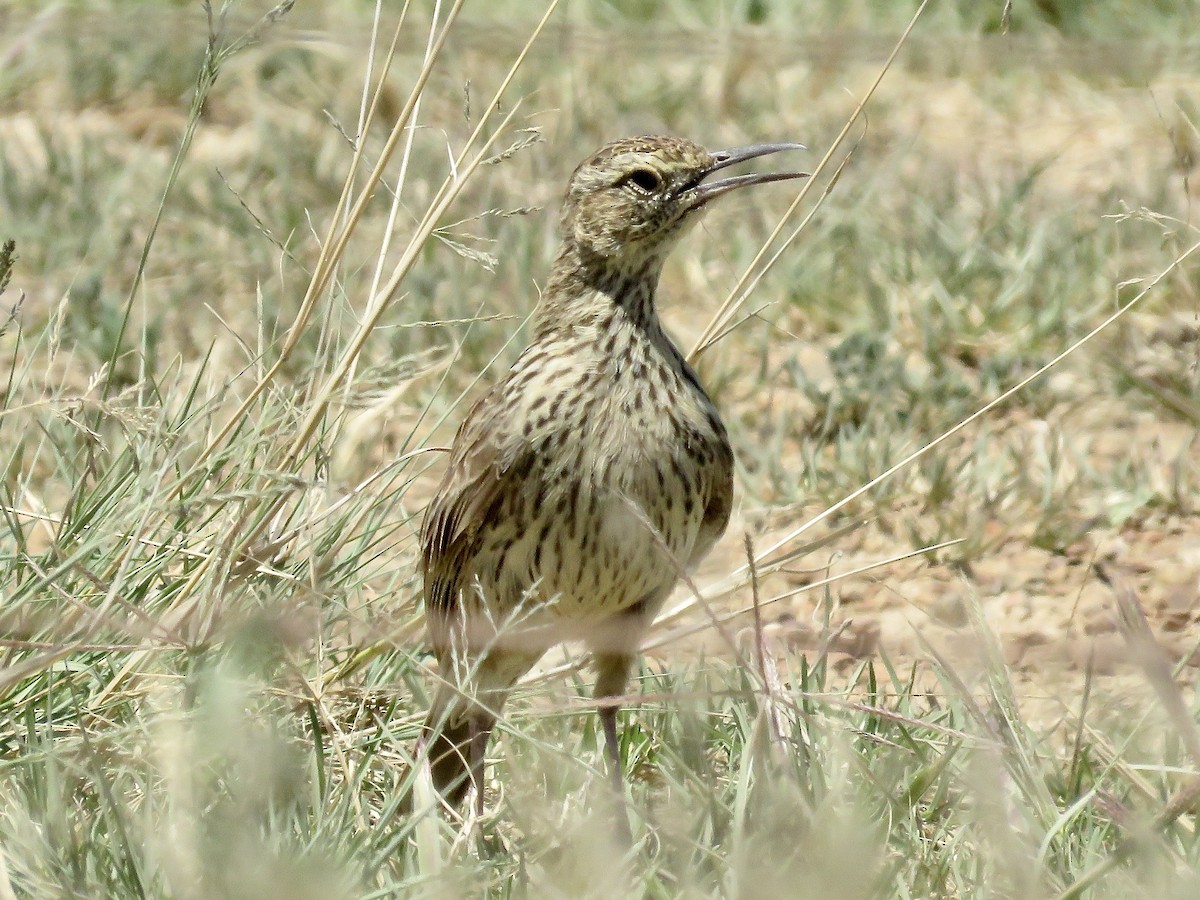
[419,390,531,625]
[690,456,733,569]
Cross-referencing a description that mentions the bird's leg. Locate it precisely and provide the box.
[594,651,636,844]
[457,647,540,821]
[600,704,624,794]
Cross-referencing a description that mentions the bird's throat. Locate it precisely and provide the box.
[533,238,668,341]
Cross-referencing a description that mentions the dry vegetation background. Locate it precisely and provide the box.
[2,0,1200,897]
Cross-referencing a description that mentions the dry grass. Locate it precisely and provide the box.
[1,0,1200,896]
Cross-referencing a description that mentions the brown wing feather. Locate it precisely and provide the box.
[421,415,501,607]
[419,383,533,640]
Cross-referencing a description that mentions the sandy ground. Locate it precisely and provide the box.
[655,407,1200,727]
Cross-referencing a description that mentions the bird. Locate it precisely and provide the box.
[418,135,807,819]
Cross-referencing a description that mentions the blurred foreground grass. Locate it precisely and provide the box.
[1,1,1200,896]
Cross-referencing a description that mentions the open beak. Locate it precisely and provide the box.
[686,142,809,206]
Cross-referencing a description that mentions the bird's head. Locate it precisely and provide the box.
[560,135,807,268]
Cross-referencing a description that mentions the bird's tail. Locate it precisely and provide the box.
[421,685,495,808]
[417,641,540,808]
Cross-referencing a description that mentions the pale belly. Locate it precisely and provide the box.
[468,447,714,637]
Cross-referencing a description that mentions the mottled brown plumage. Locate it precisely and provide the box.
[418,135,806,817]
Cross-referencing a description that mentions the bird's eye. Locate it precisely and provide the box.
[625,168,663,193]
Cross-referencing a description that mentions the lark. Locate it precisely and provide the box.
[419,135,806,815]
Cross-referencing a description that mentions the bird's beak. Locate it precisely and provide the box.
[686,142,809,206]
